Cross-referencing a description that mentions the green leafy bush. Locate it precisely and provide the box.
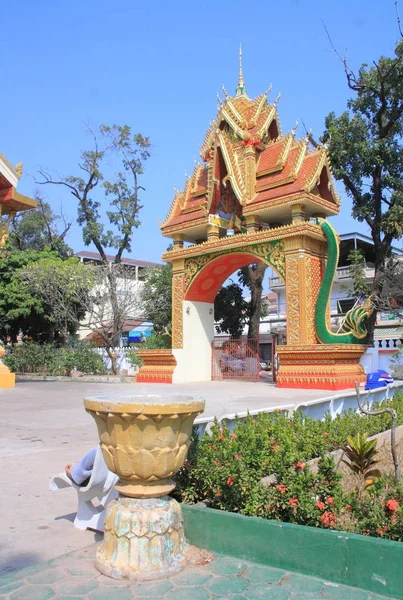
[3,340,106,375]
[4,341,62,375]
[59,340,106,375]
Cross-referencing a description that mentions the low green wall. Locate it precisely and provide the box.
[182,504,403,599]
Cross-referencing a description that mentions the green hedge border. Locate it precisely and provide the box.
[182,504,403,598]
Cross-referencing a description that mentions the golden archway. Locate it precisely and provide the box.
[136,65,367,390]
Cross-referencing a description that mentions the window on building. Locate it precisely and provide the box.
[337,298,355,314]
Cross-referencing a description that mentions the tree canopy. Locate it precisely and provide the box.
[322,37,403,341]
[0,247,91,344]
[214,282,248,338]
[141,263,172,338]
[8,194,72,257]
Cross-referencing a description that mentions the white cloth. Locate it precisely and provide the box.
[70,447,97,485]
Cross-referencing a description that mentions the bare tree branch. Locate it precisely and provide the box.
[396,0,403,38]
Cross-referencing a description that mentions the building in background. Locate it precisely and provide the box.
[76,251,161,346]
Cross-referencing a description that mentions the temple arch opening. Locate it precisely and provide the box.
[171,252,283,384]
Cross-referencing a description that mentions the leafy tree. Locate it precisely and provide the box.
[8,193,72,256]
[347,249,372,299]
[321,36,403,342]
[17,255,96,344]
[0,247,89,343]
[141,263,172,342]
[214,282,247,338]
[37,124,151,372]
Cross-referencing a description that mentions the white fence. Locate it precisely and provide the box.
[194,382,403,436]
[95,347,138,376]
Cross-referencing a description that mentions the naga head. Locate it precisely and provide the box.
[342,296,374,340]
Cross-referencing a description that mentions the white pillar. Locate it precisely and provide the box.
[172,300,214,383]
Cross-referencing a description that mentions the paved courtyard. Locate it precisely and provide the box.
[0,380,336,576]
[0,545,394,599]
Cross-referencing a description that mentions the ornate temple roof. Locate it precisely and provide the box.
[161,50,340,243]
[0,153,37,215]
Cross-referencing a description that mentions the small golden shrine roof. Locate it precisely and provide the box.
[161,57,339,242]
[0,153,37,215]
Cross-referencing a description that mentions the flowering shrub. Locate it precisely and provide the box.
[345,477,403,541]
[173,393,403,541]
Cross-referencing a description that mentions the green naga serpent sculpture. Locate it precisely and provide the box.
[315,219,373,344]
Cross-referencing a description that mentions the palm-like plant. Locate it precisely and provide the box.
[341,433,381,497]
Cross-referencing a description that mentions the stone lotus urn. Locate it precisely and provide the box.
[84,394,205,581]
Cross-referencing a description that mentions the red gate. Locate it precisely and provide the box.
[211,337,260,381]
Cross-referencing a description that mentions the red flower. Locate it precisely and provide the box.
[231,434,237,440]
[226,476,235,486]
[276,484,288,495]
[215,490,221,497]
[218,434,225,441]
[323,431,329,437]
[289,498,298,507]
[273,444,280,452]
[315,501,326,511]
[326,497,335,506]
[264,505,272,512]
[320,511,337,528]
[234,454,240,461]
[346,504,352,512]
[184,461,190,468]
[295,461,306,470]
[385,499,399,512]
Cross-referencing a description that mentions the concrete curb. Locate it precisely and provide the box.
[182,504,403,599]
[15,374,137,383]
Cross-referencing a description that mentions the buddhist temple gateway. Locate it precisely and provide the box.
[137,51,371,390]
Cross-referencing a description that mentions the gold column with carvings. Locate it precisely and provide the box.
[171,259,185,349]
[207,224,220,240]
[283,235,324,346]
[244,215,260,233]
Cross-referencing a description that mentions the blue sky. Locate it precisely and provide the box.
[2,0,400,265]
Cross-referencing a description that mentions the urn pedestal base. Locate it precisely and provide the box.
[136,350,177,383]
[276,344,367,390]
[96,495,187,581]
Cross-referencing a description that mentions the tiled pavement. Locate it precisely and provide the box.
[0,544,395,600]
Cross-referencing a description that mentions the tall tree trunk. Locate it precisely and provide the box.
[105,265,123,375]
[247,263,267,339]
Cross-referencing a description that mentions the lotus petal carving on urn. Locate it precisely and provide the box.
[84,395,205,498]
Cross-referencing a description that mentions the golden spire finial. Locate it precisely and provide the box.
[235,44,246,96]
